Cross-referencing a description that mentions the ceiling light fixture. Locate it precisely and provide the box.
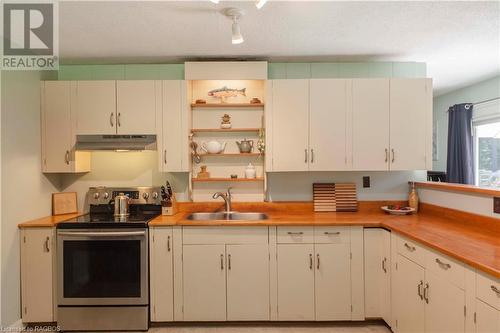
[221,8,245,45]
[255,0,268,9]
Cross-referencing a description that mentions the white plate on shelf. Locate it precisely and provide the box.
[381,206,415,215]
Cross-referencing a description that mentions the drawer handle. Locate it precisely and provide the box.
[316,253,320,270]
[309,254,313,270]
[44,237,50,252]
[324,231,340,235]
[382,257,387,273]
[228,254,231,270]
[167,235,171,252]
[287,232,304,235]
[404,243,416,252]
[220,254,224,270]
[435,258,451,269]
[417,280,424,300]
[491,285,500,296]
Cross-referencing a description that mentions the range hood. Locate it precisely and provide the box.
[75,135,157,151]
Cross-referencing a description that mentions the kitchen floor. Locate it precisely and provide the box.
[147,322,391,333]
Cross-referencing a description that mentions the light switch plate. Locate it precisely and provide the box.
[494,197,500,214]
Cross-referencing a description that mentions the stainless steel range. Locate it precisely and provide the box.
[56,187,161,332]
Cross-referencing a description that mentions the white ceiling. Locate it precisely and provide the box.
[59,1,500,95]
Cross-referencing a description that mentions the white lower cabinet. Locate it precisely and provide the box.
[475,299,500,333]
[364,228,391,322]
[276,226,358,321]
[425,269,466,333]
[315,243,352,320]
[149,227,174,322]
[183,244,227,321]
[181,231,270,322]
[277,244,315,320]
[226,244,270,321]
[20,228,55,323]
[393,254,426,333]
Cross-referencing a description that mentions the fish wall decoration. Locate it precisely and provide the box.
[208,86,246,103]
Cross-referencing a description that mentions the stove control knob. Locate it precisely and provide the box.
[152,192,159,200]
[93,192,100,200]
[143,192,150,200]
[103,192,109,200]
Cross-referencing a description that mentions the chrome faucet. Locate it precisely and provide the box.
[213,187,233,213]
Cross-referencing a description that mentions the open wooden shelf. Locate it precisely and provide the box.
[199,153,263,157]
[192,177,264,183]
[191,103,264,108]
[191,128,260,133]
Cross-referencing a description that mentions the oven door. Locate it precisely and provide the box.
[57,228,148,306]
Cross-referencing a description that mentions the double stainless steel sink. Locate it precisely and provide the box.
[186,212,268,221]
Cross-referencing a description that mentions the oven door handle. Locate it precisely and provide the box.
[57,231,146,237]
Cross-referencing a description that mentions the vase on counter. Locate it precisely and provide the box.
[408,182,419,212]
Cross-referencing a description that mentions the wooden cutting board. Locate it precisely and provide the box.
[313,183,357,212]
[52,192,78,215]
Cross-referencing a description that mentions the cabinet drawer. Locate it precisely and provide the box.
[277,227,314,243]
[182,226,268,244]
[314,226,350,244]
[477,271,500,310]
[396,235,427,266]
[425,248,465,289]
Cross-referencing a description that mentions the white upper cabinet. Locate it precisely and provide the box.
[352,79,390,171]
[309,79,351,171]
[116,80,158,134]
[270,80,310,171]
[41,81,90,173]
[390,79,432,170]
[159,80,188,172]
[75,81,116,135]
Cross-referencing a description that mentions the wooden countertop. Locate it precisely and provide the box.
[18,213,84,227]
[18,202,500,278]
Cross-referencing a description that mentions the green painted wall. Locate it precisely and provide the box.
[55,62,426,80]
[433,75,500,171]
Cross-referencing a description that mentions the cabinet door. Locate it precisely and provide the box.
[352,79,390,170]
[226,244,270,321]
[309,79,351,171]
[364,229,392,323]
[116,80,157,134]
[277,244,315,320]
[75,81,116,134]
[390,79,431,170]
[41,81,72,172]
[476,299,500,333]
[21,228,54,323]
[183,244,226,321]
[315,243,351,320]
[393,254,425,333]
[160,80,188,172]
[149,228,173,322]
[425,269,465,333]
[381,229,392,325]
[271,80,309,171]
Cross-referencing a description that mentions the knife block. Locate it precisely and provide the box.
[162,193,178,216]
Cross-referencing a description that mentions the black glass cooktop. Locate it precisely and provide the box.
[57,204,161,229]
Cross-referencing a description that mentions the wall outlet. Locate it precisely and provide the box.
[363,176,370,188]
[494,197,500,214]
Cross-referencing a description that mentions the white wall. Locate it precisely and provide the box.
[267,171,427,201]
[1,71,60,326]
[418,188,499,218]
[59,151,189,210]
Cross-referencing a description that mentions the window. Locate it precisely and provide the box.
[474,121,500,188]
